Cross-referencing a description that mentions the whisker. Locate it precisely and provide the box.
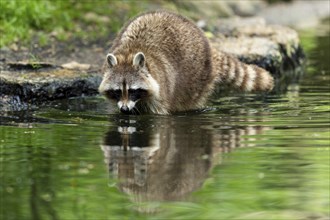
[132,107,141,115]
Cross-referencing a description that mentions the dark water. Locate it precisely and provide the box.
[1,29,329,219]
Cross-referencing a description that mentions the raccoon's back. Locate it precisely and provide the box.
[112,11,209,62]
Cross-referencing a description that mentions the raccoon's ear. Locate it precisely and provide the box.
[106,53,117,68]
[133,52,145,68]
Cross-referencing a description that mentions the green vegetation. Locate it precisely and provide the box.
[0,0,152,48]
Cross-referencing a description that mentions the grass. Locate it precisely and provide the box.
[0,0,153,48]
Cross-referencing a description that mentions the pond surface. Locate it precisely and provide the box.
[1,29,329,219]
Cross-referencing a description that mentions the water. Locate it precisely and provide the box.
[1,29,329,220]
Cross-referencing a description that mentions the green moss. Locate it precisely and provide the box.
[0,0,152,48]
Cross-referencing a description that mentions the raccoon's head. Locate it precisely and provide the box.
[99,52,160,114]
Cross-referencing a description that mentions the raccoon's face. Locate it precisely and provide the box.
[99,52,159,114]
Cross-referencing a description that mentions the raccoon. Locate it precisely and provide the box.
[98,11,274,114]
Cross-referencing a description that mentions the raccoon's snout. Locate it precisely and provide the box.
[118,100,138,115]
[120,105,131,114]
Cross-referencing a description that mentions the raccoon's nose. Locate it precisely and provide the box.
[120,105,130,114]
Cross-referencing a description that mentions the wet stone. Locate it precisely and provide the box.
[0,68,102,110]
[210,17,305,74]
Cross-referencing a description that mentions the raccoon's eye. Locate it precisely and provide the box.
[106,89,121,100]
[128,89,148,101]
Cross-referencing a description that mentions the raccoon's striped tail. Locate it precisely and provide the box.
[212,50,274,92]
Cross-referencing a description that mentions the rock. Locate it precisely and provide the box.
[0,68,102,108]
[61,61,91,70]
[226,0,266,17]
[174,1,233,19]
[210,17,305,75]
[257,0,330,29]
[7,61,56,70]
[174,0,266,20]
[85,12,110,23]
[0,95,28,112]
[178,0,329,29]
